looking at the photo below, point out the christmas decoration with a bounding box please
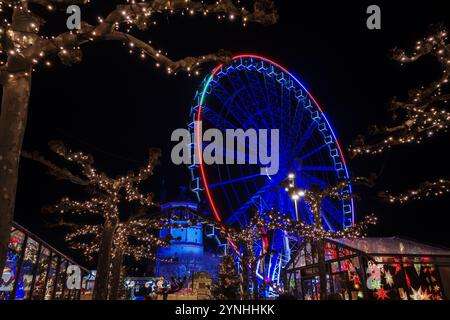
[156,276,187,301]
[410,287,432,300]
[280,178,378,240]
[212,254,241,300]
[366,260,382,290]
[350,26,450,158]
[384,270,395,287]
[24,141,161,300]
[0,0,279,276]
[374,286,391,300]
[380,179,450,204]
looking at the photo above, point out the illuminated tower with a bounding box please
[156,202,204,279]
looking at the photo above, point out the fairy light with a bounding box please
[350,26,450,158]
[281,176,377,239]
[65,215,198,261]
[381,179,450,204]
[27,141,161,261]
[0,1,277,77]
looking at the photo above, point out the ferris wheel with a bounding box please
[188,55,354,289]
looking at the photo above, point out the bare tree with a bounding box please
[348,26,450,207]
[379,179,450,204]
[64,213,181,300]
[0,0,278,275]
[23,141,160,299]
[349,26,450,158]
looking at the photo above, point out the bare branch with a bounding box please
[380,179,450,204]
[29,0,89,6]
[2,0,277,75]
[21,150,90,186]
[350,26,450,158]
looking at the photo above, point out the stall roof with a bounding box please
[332,237,450,256]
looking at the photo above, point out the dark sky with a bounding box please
[12,0,450,264]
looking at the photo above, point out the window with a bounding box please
[16,238,39,300]
[32,247,50,300]
[54,259,68,299]
[44,254,58,300]
[0,229,26,300]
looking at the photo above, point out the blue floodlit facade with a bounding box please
[156,202,220,281]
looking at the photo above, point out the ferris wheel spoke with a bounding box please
[207,173,262,189]
[246,74,279,130]
[226,181,275,226]
[289,96,307,128]
[298,143,328,161]
[321,198,344,227]
[299,200,314,224]
[280,85,295,148]
[263,73,280,116]
[228,70,273,130]
[299,166,337,172]
[210,81,257,129]
[216,167,237,217]
[242,69,276,128]
[224,163,244,206]
[200,105,236,130]
[290,120,319,160]
[299,171,326,188]
[320,210,334,231]
[264,74,293,131]
[290,99,311,143]
[203,142,259,163]
[225,71,271,130]
[199,105,261,158]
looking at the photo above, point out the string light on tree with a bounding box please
[380,179,450,204]
[349,26,450,158]
[0,1,279,277]
[23,141,161,300]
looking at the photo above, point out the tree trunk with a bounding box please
[0,71,32,275]
[248,245,259,300]
[251,260,259,300]
[93,220,117,300]
[317,239,328,300]
[241,246,250,299]
[108,246,124,300]
[312,202,328,300]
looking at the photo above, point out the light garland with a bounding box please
[0,0,278,79]
[280,176,377,239]
[65,214,191,261]
[28,141,165,263]
[380,179,450,204]
[41,141,160,221]
[349,26,450,157]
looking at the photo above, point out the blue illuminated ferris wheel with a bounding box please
[188,55,354,288]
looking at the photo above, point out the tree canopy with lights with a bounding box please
[23,141,160,299]
[0,0,278,279]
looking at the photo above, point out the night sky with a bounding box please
[11,0,450,266]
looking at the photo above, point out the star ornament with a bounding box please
[410,287,432,300]
[384,270,395,287]
[374,286,391,300]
